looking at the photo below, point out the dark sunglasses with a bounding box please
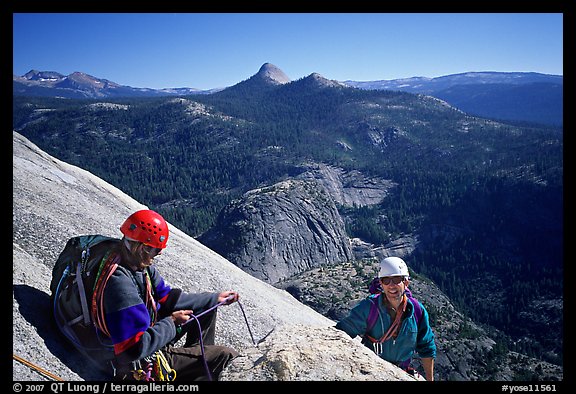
[380,276,405,286]
[142,244,162,257]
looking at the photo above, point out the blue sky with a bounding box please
[13,13,563,90]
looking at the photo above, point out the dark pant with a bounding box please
[163,309,239,381]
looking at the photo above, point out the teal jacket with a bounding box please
[335,293,436,365]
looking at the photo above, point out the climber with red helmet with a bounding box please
[98,209,239,381]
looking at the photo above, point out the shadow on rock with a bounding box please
[13,284,109,381]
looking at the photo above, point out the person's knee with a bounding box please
[227,347,239,360]
[207,345,238,366]
[218,346,239,361]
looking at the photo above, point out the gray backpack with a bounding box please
[50,235,120,360]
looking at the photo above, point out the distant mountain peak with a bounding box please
[217,63,291,94]
[66,71,121,89]
[23,70,65,82]
[13,69,209,98]
[255,63,291,85]
[303,72,346,88]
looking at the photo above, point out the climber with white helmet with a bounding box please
[335,256,436,381]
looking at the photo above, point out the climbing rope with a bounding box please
[183,296,256,380]
[236,300,256,346]
[13,353,64,381]
[14,297,255,382]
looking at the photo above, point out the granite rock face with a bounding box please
[297,163,396,208]
[220,324,420,381]
[199,179,354,284]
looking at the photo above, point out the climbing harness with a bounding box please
[153,350,177,381]
[13,353,64,381]
[130,295,254,382]
[182,295,256,381]
[132,350,176,382]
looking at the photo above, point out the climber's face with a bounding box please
[381,276,408,303]
[125,241,162,271]
[135,243,161,269]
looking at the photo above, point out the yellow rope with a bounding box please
[13,353,65,381]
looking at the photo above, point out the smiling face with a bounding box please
[380,276,409,305]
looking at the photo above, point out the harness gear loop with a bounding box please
[153,351,177,381]
[132,360,154,381]
[131,351,176,381]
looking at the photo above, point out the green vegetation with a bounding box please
[13,82,563,364]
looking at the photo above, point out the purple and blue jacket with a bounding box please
[102,264,219,366]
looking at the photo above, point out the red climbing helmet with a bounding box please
[120,209,169,249]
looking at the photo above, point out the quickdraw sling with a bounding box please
[132,350,176,382]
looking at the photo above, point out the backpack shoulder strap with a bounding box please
[366,294,381,333]
[403,287,423,327]
[407,295,423,327]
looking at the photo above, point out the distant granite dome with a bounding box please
[198,179,354,284]
[299,72,347,88]
[256,63,291,85]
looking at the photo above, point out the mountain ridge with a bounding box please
[15,66,562,95]
[344,71,563,126]
[13,64,562,125]
[13,69,212,99]
[343,71,563,91]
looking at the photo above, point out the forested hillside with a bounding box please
[13,75,563,369]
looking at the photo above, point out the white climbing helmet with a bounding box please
[379,256,409,278]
